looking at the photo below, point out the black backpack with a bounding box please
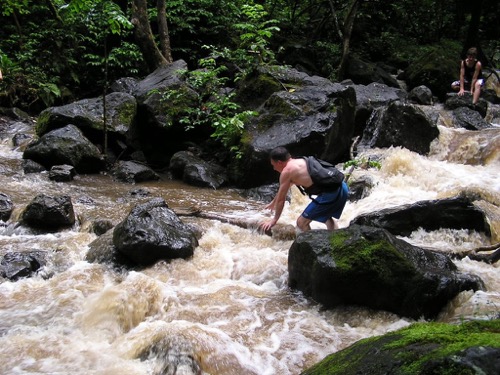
[303,156,344,192]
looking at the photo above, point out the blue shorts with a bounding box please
[301,182,349,223]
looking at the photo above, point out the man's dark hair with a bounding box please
[270,146,291,161]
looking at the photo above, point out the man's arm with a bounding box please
[260,171,292,231]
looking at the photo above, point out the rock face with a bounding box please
[112,198,198,266]
[301,319,500,375]
[288,225,484,320]
[23,124,105,173]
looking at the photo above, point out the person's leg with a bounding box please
[325,218,339,230]
[472,81,481,104]
[296,215,312,232]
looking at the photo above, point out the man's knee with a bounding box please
[296,216,311,231]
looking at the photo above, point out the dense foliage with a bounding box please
[0,0,498,115]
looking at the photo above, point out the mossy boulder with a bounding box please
[301,319,500,375]
[288,225,484,319]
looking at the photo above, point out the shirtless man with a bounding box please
[260,146,348,232]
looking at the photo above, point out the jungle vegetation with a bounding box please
[0,0,498,115]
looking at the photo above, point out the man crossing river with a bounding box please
[260,146,349,232]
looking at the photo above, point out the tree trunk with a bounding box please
[131,0,169,72]
[157,0,173,63]
[337,0,363,81]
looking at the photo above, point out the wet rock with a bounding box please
[452,106,492,130]
[169,151,228,189]
[240,183,284,203]
[49,164,76,182]
[347,175,375,201]
[359,101,440,155]
[113,198,198,266]
[90,218,114,236]
[0,193,13,221]
[21,194,75,231]
[444,93,488,117]
[350,195,491,237]
[22,159,46,174]
[288,225,485,319]
[408,85,433,105]
[23,124,106,173]
[112,160,160,183]
[0,251,47,280]
[36,92,137,138]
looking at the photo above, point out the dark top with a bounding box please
[463,60,482,83]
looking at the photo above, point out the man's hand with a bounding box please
[458,89,465,96]
[260,218,277,232]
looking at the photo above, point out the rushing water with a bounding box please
[0,117,499,375]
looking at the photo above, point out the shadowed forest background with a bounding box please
[0,0,498,116]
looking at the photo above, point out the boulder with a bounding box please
[301,320,500,375]
[0,251,47,280]
[351,195,491,237]
[22,159,46,174]
[49,164,76,182]
[35,92,138,139]
[112,160,160,184]
[113,198,198,266]
[359,101,440,155]
[288,225,484,319]
[169,151,228,189]
[408,85,433,105]
[231,70,350,188]
[350,82,407,136]
[23,124,105,173]
[21,194,75,231]
[0,193,13,221]
[444,93,488,117]
[452,107,492,130]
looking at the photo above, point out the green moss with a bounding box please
[328,231,414,284]
[385,320,500,373]
[35,110,51,135]
[302,320,500,375]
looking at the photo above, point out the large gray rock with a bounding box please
[23,124,105,173]
[113,198,198,266]
[36,92,137,138]
[288,225,484,319]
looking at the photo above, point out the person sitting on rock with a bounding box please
[451,47,483,105]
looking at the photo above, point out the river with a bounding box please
[0,117,499,374]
